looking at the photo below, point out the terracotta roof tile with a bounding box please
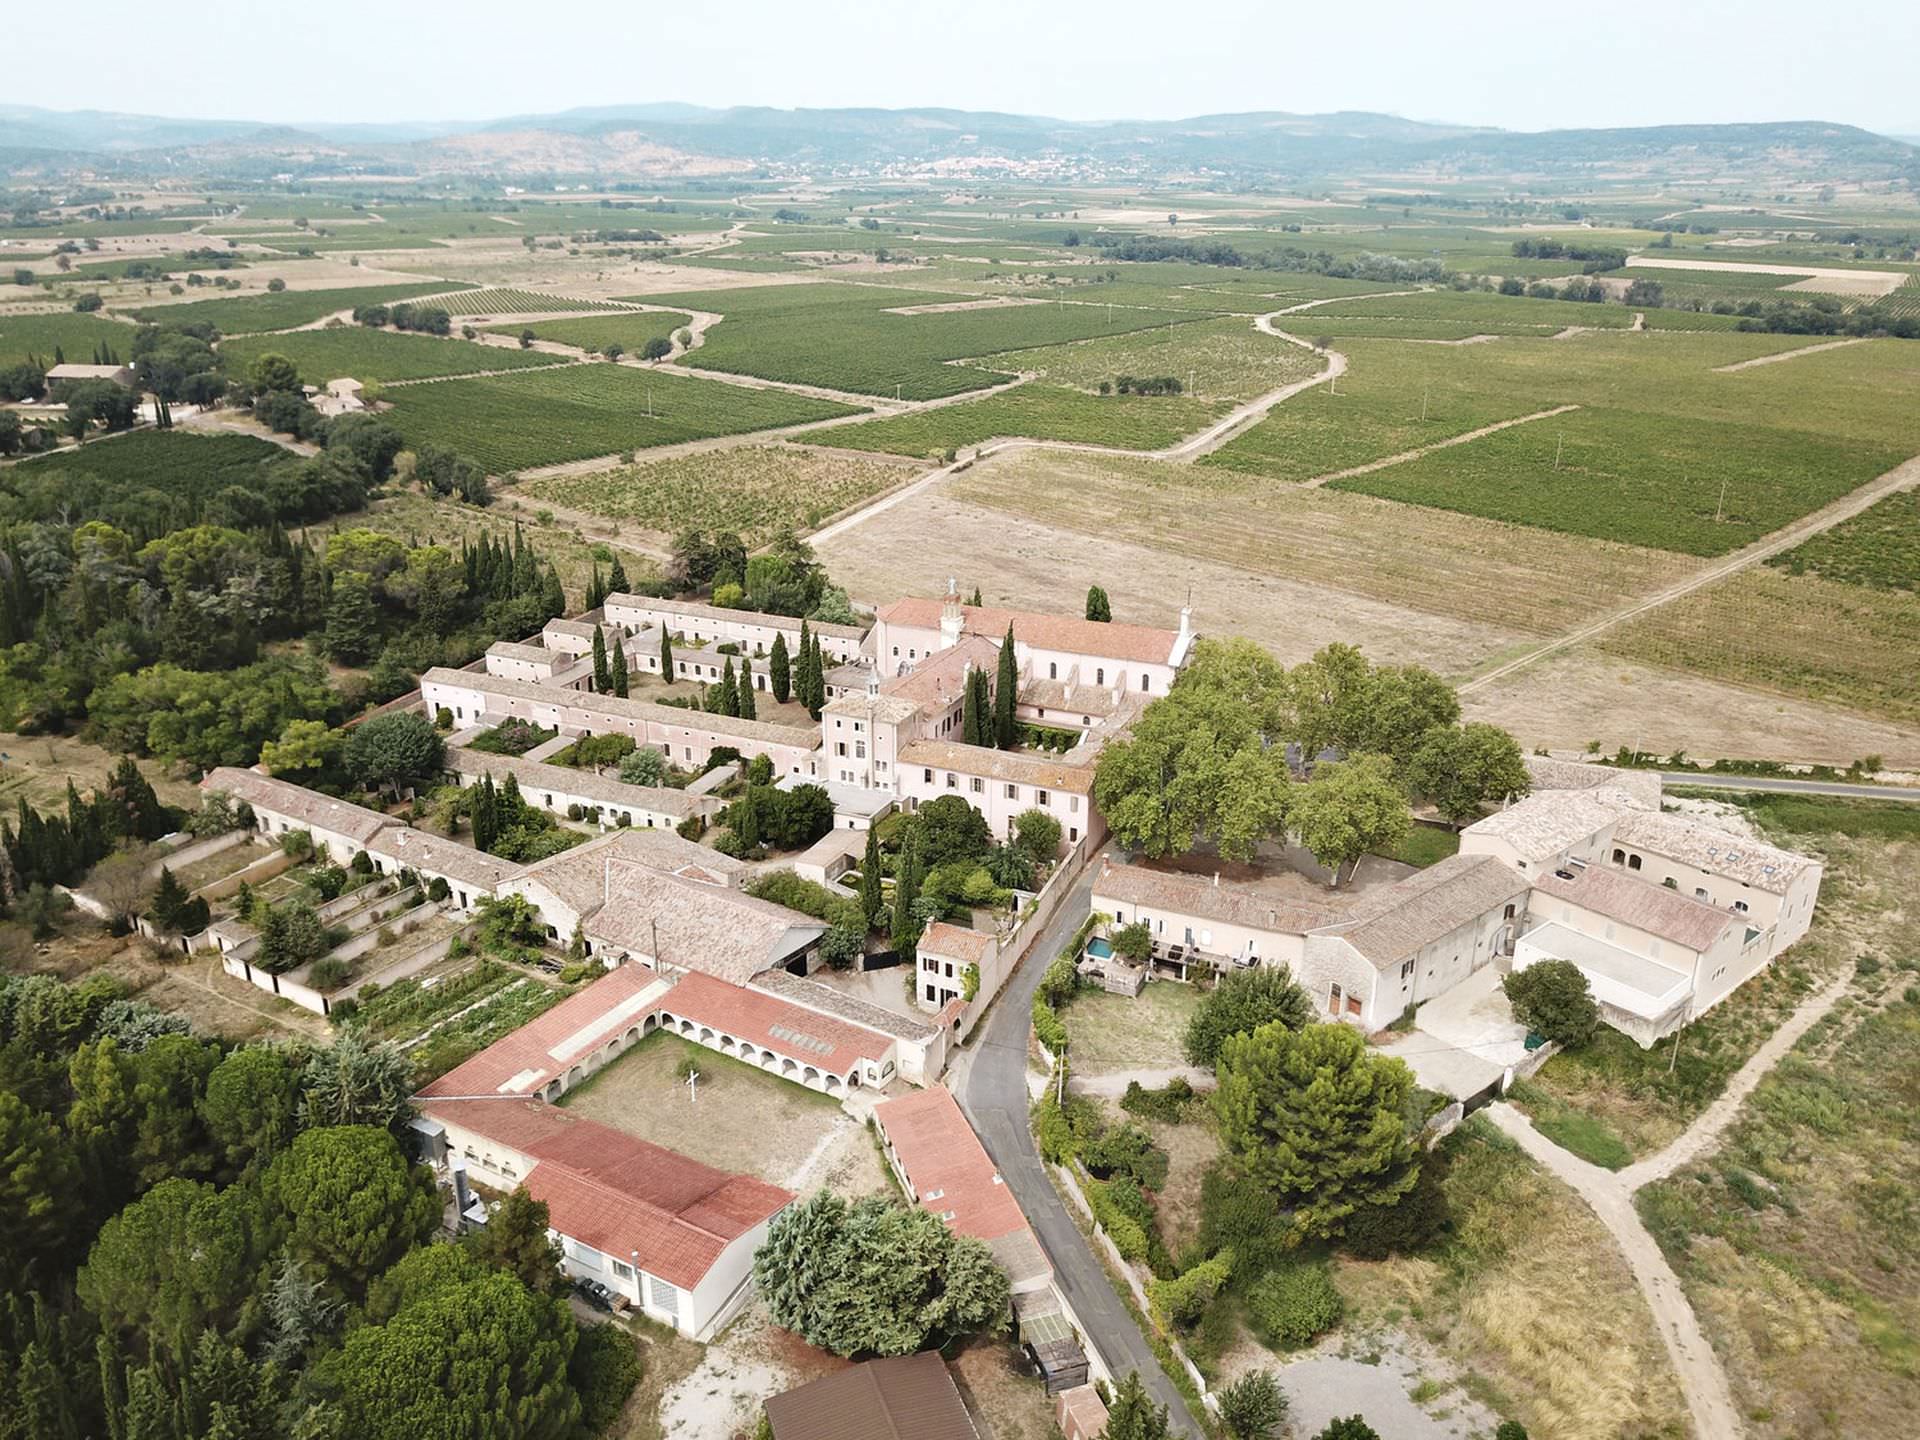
[420,667,824,749]
[202,768,399,845]
[666,970,895,1075]
[878,596,1179,666]
[918,922,996,964]
[765,1351,979,1440]
[874,1085,1031,1245]
[1532,865,1739,952]
[898,739,1096,794]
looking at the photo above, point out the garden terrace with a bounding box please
[444,747,717,829]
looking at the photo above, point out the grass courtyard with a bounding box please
[556,1029,869,1191]
[1060,981,1206,1076]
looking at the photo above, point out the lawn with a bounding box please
[0,309,142,366]
[639,281,1206,400]
[1635,991,1920,1439]
[519,445,917,543]
[220,327,563,384]
[130,281,474,334]
[1374,825,1461,869]
[820,383,1227,457]
[971,313,1325,402]
[380,364,864,472]
[483,311,692,355]
[1766,486,1920,594]
[558,1029,846,1186]
[1505,1079,1634,1168]
[1060,982,1206,1075]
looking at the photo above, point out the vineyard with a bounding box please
[486,310,693,355]
[220,327,564,385]
[1767,487,1920,593]
[975,314,1325,402]
[4,432,289,515]
[820,382,1227,457]
[0,310,141,366]
[381,363,864,472]
[430,288,624,318]
[641,280,1206,400]
[521,445,918,543]
[129,281,475,334]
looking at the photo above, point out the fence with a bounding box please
[140,828,249,883]
[222,900,454,1016]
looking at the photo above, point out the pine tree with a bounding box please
[859,826,884,931]
[1085,585,1111,622]
[737,657,757,720]
[718,658,740,717]
[609,638,629,698]
[659,628,675,685]
[591,626,611,693]
[1103,1373,1172,1440]
[968,585,982,606]
[148,867,191,932]
[994,625,1018,748]
[607,554,630,595]
[769,633,791,704]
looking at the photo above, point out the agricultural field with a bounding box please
[380,363,864,472]
[219,327,564,385]
[1600,567,1920,725]
[432,288,625,317]
[1766,486,1920,593]
[485,310,693,355]
[519,445,917,543]
[129,280,474,333]
[969,314,1324,402]
[0,309,141,365]
[822,382,1226,456]
[3,431,290,510]
[637,280,1205,399]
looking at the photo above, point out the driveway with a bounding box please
[1386,965,1531,1101]
[956,859,1204,1438]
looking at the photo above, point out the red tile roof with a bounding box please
[418,963,669,1099]
[918,922,995,964]
[663,970,894,1077]
[873,1085,1029,1244]
[424,1097,790,1289]
[877,596,1180,665]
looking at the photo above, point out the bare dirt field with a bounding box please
[0,731,203,814]
[1622,255,1908,299]
[1462,644,1920,768]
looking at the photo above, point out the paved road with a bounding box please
[955,865,1203,1438]
[1659,772,1920,803]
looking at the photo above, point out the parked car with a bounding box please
[573,1278,615,1312]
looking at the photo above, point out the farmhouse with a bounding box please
[898,739,1099,845]
[45,362,135,388]
[202,767,399,863]
[417,1095,788,1341]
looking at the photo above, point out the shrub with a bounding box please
[1032,996,1069,1055]
[1085,1178,1151,1263]
[1217,1369,1288,1439]
[1198,1163,1289,1277]
[1248,1262,1343,1348]
[1503,960,1599,1047]
[1495,1424,1529,1440]
[1012,807,1062,862]
[566,803,584,821]
[1121,1076,1195,1124]
[308,957,351,992]
[1340,1156,1449,1260]
[1083,1122,1168,1192]
[426,877,450,902]
[1184,965,1314,1066]
[1037,952,1080,1008]
[280,829,315,860]
[1111,920,1152,964]
[1148,1249,1233,1328]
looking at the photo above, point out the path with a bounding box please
[1069,1065,1213,1100]
[1619,970,1853,1187]
[1712,337,1869,372]
[956,864,1203,1438]
[1460,450,1920,697]
[1300,404,1581,488]
[1485,1102,1745,1440]
[1657,772,1920,803]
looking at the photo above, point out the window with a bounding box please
[1612,848,1625,864]
[1627,854,1642,871]
[1069,796,1079,813]
[1401,960,1414,980]
[1069,827,1078,842]
[924,984,937,1003]
[1096,667,1105,684]
[1049,662,1058,679]
[1141,674,1151,691]
[924,1188,944,1201]
[836,742,847,757]
[971,777,984,793]
[611,1258,635,1281]
[649,1276,679,1320]
[855,742,866,759]
[1328,982,1342,1014]
[1733,899,1749,914]
[1005,783,1018,800]
[946,772,957,789]
[1036,789,1049,807]
[923,768,933,783]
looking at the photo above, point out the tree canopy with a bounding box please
[1184,966,1315,1067]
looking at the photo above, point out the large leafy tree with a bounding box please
[78,1177,270,1368]
[1405,722,1531,827]
[1503,960,1600,1048]
[463,1187,565,1296]
[267,1126,438,1299]
[1184,966,1315,1067]
[325,1245,580,1440]
[345,712,444,801]
[201,1045,300,1177]
[1213,1022,1418,1242]
[1288,754,1410,886]
[754,1191,1010,1357]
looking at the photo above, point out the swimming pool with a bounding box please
[1085,936,1114,959]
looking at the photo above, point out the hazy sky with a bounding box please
[12,0,1919,135]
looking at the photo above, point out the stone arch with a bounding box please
[698,1026,716,1045]
[802,1065,821,1090]
[781,1058,799,1078]
[825,1073,845,1095]
[760,1050,778,1069]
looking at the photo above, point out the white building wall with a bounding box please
[898,762,1094,846]
[1297,936,1382,1029]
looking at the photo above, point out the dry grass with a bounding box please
[1062,982,1206,1075]
[0,731,203,814]
[558,1029,850,1187]
[611,1315,706,1440]
[1601,566,1920,727]
[949,1337,1059,1440]
[1336,1119,1689,1440]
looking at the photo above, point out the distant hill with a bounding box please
[1,102,1914,186]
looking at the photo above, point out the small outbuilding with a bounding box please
[764,1350,979,1440]
[46,362,135,389]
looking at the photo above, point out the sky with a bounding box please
[9,0,1919,136]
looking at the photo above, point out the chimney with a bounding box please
[1177,605,1193,647]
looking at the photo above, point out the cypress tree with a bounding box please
[962,668,984,746]
[795,621,814,708]
[586,564,605,610]
[890,835,924,952]
[808,633,826,717]
[607,555,630,595]
[591,626,611,693]
[148,867,190,932]
[1085,585,1111,622]
[718,658,740,717]
[659,627,675,685]
[734,791,760,848]
[860,825,884,931]
[540,566,566,620]
[969,585,982,606]
[993,625,1018,748]
[737,657,757,720]
[471,778,499,853]
[609,639,629,698]
[769,633,791,704]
